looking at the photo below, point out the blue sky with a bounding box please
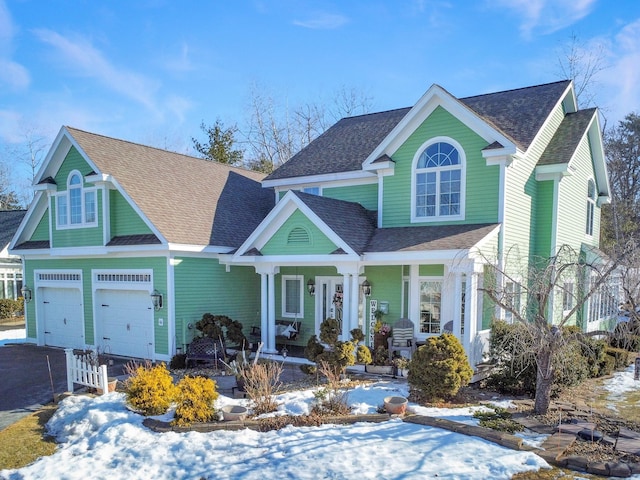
[1,0,639,169]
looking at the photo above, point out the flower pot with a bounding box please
[97,378,118,395]
[221,405,248,421]
[374,333,388,350]
[365,364,394,375]
[383,396,408,415]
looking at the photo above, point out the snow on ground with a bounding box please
[604,363,640,410]
[0,328,26,346]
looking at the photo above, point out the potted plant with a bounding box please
[373,319,391,350]
[364,345,394,375]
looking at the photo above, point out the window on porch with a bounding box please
[282,275,303,318]
[419,280,442,334]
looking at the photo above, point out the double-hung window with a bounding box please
[56,171,97,228]
[413,139,465,222]
[586,179,596,236]
[282,275,303,318]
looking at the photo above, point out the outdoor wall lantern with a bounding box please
[151,289,163,311]
[362,280,372,297]
[21,285,32,303]
[307,278,316,296]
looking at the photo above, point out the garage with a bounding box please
[95,289,154,359]
[40,287,85,349]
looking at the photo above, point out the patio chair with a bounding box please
[387,318,417,361]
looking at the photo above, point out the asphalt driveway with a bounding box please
[0,343,129,431]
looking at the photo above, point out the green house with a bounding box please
[10,80,614,367]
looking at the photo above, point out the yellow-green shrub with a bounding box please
[125,363,177,416]
[173,376,219,426]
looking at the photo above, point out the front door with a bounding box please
[315,277,344,338]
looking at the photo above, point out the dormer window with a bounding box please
[412,138,465,222]
[56,171,97,228]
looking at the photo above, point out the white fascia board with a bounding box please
[262,170,376,189]
[23,249,171,261]
[167,243,234,254]
[362,160,395,172]
[9,192,48,251]
[362,250,469,263]
[482,148,520,167]
[535,164,570,181]
[33,183,57,193]
[231,254,360,266]
[363,85,515,168]
[588,112,610,200]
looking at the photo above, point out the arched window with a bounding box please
[412,139,465,221]
[586,179,596,236]
[56,171,97,228]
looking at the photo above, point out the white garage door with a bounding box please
[95,289,154,359]
[41,287,85,349]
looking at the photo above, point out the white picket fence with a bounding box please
[65,348,110,395]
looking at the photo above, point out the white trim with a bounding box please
[550,177,559,256]
[263,170,377,189]
[410,137,466,223]
[363,84,516,169]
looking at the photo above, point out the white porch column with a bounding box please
[267,272,277,353]
[452,271,463,338]
[409,264,420,325]
[260,273,268,348]
[463,267,480,359]
[341,273,351,339]
[350,274,360,331]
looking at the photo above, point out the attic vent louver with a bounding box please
[287,227,310,245]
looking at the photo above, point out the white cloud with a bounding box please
[33,28,160,111]
[293,12,349,29]
[164,95,193,124]
[489,0,596,39]
[0,109,24,143]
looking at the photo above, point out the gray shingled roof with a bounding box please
[538,109,596,166]
[0,210,26,251]
[65,127,274,248]
[366,223,499,252]
[291,193,497,255]
[293,191,377,254]
[264,108,410,181]
[265,81,572,181]
[460,80,571,150]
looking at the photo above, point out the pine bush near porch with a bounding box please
[407,333,473,403]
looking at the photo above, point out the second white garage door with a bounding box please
[95,289,154,359]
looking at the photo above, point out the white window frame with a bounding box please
[504,279,522,323]
[562,281,575,313]
[411,137,466,223]
[586,178,596,236]
[55,170,98,229]
[282,275,304,318]
[418,277,443,334]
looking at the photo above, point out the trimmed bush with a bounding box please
[169,353,187,370]
[606,347,631,370]
[173,375,218,426]
[0,298,22,319]
[356,344,372,365]
[125,362,177,416]
[486,320,536,395]
[408,333,473,402]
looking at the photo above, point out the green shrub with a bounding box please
[473,406,524,434]
[169,353,187,370]
[408,333,473,402]
[610,320,640,352]
[195,313,248,349]
[305,335,325,362]
[0,298,22,319]
[356,344,372,365]
[606,347,631,370]
[580,338,609,378]
[125,362,177,416]
[486,321,536,395]
[173,375,218,426]
[319,318,340,345]
[552,341,589,394]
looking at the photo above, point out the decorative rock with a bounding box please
[606,462,632,478]
[587,461,609,476]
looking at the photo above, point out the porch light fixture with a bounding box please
[362,280,372,297]
[151,289,163,311]
[21,285,32,303]
[307,278,316,296]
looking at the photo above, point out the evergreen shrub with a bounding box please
[408,333,473,402]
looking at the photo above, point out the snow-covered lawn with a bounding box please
[0,327,635,480]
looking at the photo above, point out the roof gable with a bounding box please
[41,127,272,248]
[0,210,27,255]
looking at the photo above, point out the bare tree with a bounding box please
[480,244,627,414]
[555,32,608,109]
[0,161,21,210]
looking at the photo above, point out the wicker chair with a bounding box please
[387,318,417,361]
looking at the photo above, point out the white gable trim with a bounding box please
[262,169,376,189]
[9,192,48,251]
[363,84,516,170]
[232,191,357,260]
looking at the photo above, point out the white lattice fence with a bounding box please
[65,348,110,395]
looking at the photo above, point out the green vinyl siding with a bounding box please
[419,265,444,276]
[30,211,50,241]
[23,256,168,354]
[54,147,94,187]
[51,194,104,247]
[534,181,554,258]
[261,210,338,255]
[363,265,403,334]
[382,106,499,227]
[556,137,600,250]
[110,190,153,237]
[174,257,260,349]
[323,183,378,211]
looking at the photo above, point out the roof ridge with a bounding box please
[65,126,263,177]
[460,79,571,101]
[340,106,411,121]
